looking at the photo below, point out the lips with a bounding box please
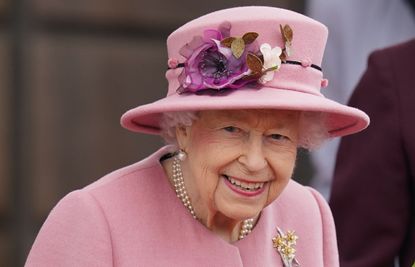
[223,174,267,196]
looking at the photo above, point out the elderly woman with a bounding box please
[25,6,369,267]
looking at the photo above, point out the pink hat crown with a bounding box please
[165,6,328,97]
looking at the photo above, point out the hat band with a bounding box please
[283,60,322,71]
[169,60,322,72]
[166,63,324,97]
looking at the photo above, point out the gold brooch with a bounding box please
[272,227,300,267]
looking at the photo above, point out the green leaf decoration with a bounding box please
[280,24,293,43]
[280,24,293,60]
[231,38,245,59]
[246,52,263,74]
[242,32,259,44]
[220,37,235,48]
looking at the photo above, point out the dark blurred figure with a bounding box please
[306,0,415,199]
[330,39,415,267]
[408,0,415,11]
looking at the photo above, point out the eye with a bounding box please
[223,126,240,133]
[269,133,289,141]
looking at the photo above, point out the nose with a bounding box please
[238,135,267,172]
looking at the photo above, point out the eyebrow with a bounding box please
[215,113,295,130]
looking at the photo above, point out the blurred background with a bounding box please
[1,0,414,266]
[0,0,305,266]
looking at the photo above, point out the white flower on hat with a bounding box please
[259,43,282,84]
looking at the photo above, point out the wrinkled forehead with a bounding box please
[197,109,300,129]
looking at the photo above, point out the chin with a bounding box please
[215,201,265,221]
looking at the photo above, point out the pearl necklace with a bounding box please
[172,157,254,240]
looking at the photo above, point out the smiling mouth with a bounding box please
[223,175,265,192]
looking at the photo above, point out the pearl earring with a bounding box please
[177,149,187,161]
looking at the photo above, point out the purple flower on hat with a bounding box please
[174,23,296,94]
[177,23,257,93]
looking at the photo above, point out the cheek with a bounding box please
[187,136,226,201]
[266,152,297,205]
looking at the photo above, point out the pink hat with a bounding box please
[121,6,369,137]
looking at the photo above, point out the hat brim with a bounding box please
[121,87,369,138]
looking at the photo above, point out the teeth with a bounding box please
[225,176,264,191]
[231,178,241,186]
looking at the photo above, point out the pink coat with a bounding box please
[26,146,339,266]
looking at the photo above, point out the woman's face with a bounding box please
[176,109,299,222]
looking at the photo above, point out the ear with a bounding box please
[175,125,191,151]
